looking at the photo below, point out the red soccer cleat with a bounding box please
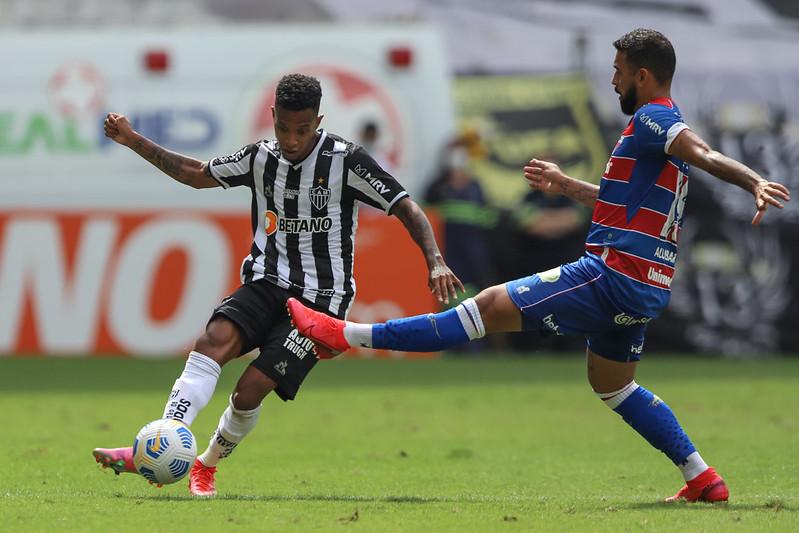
[286,297,350,359]
[665,467,729,503]
[188,458,217,497]
[93,446,137,475]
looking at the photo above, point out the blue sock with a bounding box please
[613,386,696,465]
[371,298,485,351]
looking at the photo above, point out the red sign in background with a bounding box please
[0,210,440,358]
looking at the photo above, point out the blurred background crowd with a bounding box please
[2,0,798,358]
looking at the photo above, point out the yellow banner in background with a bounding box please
[454,75,608,208]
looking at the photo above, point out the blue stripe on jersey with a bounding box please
[586,229,677,267]
[601,179,682,218]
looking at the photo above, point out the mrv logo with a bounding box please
[638,113,665,136]
[353,164,390,195]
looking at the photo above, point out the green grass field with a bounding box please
[1,355,797,532]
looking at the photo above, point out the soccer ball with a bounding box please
[132,418,197,485]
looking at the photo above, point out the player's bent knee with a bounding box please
[474,285,522,333]
[232,370,277,410]
[194,317,243,364]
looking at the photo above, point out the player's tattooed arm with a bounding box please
[391,197,466,304]
[523,159,598,208]
[103,112,219,189]
[669,129,791,224]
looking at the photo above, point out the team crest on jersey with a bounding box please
[309,185,331,210]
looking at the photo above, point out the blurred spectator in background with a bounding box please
[359,120,393,174]
[503,154,590,352]
[424,132,498,351]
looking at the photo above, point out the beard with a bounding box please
[618,85,637,116]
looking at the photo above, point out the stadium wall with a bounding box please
[0,26,453,358]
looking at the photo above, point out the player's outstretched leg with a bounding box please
[596,378,728,503]
[287,297,486,358]
[92,447,136,475]
[189,394,262,497]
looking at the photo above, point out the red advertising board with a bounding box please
[0,209,440,358]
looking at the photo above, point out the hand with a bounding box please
[428,258,465,305]
[523,159,565,194]
[103,112,136,147]
[751,179,791,225]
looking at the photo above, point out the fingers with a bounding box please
[752,208,764,225]
[768,181,791,200]
[430,279,447,304]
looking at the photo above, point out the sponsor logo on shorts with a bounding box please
[273,360,288,375]
[542,314,563,335]
[614,313,652,326]
[630,343,644,355]
[515,285,530,294]
[538,266,561,283]
[283,328,314,360]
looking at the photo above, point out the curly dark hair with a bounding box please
[613,28,676,84]
[275,74,322,113]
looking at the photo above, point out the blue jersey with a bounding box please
[585,97,690,317]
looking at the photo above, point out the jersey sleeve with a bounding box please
[207,143,257,188]
[633,105,689,155]
[344,147,408,213]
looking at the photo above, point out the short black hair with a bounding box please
[613,28,676,84]
[275,74,322,113]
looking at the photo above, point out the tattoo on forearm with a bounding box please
[560,179,598,208]
[131,138,191,182]
[397,204,440,263]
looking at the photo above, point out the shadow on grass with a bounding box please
[118,493,465,504]
[618,501,796,512]
[3,356,798,393]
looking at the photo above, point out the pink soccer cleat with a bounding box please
[286,297,350,359]
[665,467,729,503]
[188,458,217,497]
[92,446,137,475]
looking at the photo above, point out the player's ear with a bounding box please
[315,114,324,128]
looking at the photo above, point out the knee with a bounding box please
[231,390,266,411]
[194,318,243,365]
[473,285,520,333]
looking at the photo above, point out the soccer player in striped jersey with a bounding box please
[92,74,464,496]
[288,29,791,503]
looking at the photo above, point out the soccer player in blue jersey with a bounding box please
[288,29,791,503]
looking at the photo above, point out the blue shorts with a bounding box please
[505,254,654,362]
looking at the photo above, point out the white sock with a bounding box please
[162,351,221,426]
[455,298,486,340]
[595,381,639,409]
[198,396,262,467]
[679,451,709,481]
[343,322,373,348]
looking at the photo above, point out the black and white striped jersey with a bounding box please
[207,129,408,318]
